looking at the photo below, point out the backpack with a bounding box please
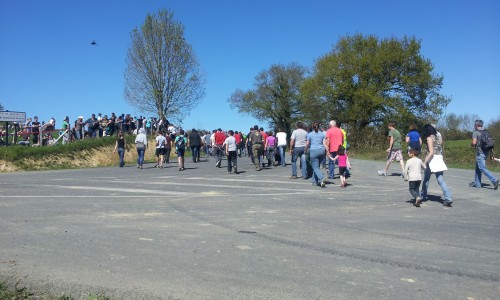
[480,130,495,151]
[176,136,186,150]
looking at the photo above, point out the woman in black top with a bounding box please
[113,132,127,167]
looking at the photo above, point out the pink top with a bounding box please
[266,136,276,147]
[337,154,348,167]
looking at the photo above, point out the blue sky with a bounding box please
[1,0,499,132]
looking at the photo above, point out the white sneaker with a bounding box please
[377,170,387,176]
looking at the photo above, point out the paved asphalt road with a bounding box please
[0,155,499,299]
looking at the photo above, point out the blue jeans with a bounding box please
[421,167,452,202]
[291,146,307,178]
[328,151,338,178]
[191,145,200,162]
[310,148,326,184]
[475,152,498,186]
[118,148,125,167]
[136,148,145,166]
[214,145,223,164]
[266,146,275,166]
[278,145,286,166]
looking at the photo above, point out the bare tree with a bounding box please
[125,9,205,123]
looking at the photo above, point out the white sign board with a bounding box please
[0,111,26,123]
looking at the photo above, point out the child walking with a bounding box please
[329,146,351,187]
[404,148,426,207]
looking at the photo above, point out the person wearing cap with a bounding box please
[75,116,84,140]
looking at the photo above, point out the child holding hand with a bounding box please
[329,146,351,187]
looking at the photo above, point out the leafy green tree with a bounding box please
[301,34,450,140]
[228,63,306,135]
[125,9,205,123]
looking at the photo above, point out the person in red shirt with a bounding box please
[325,120,344,179]
[234,131,242,157]
[214,128,226,167]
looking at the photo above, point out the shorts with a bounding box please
[339,166,347,176]
[155,148,165,156]
[387,149,403,162]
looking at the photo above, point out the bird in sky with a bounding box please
[90,40,97,46]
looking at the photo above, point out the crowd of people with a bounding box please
[2,113,498,206]
[378,120,498,208]
[4,113,176,146]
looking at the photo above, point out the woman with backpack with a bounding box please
[470,119,498,190]
[175,129,187,171]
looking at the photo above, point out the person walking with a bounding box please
[114,132,127,167]
[325,120,344,179]
[406,124,422,154]
[155,131,166,168]
[378,122,405,177]
[289,121,308,179]
[175,129,187,171]
[214,128,225,168]
[329,146,351,188]
[469,119,498,190]
[404,148,426,207]
[224,130,238,174]
[306,122,327,187]
[420,124,453,206]
[276,128,287,167]
[135,128,148,169]
[188,129,202,163]
[248,125,264,171]
[265,131,277,167]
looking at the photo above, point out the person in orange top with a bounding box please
[324,120,344,179]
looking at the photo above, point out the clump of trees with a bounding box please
[229,34,451,144]
[440,113,500,142]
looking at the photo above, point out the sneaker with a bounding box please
[443,201,453,207]
[289,175,298,179]
[494,180,499,190]
[233,166,238,174]
[377,170,387,176]
[469,182,480,188]
[415,196,422,207]
[320,178,326,188]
